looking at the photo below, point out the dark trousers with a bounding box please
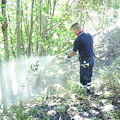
[79,57,94,85]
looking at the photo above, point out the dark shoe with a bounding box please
[87,88,95,94]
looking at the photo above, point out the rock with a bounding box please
[73,115,81,120]
[90,109,99,115]
[100,104,114,112]
[112,99,120,109]
[47,110,56,116]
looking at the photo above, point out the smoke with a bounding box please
[0,56,56,108]
[0,54,80,109]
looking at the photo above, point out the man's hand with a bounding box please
[64,51,76,62]
[64,54,71,62]
[69,51,76,58]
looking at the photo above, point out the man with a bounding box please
[65,23,95,93]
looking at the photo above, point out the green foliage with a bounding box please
[109,109,120,119]
[0,1,120,119]
[54,105,66,114]
[28,107,49,120]
[0,16,5,22]
[0,4,6,7]
[2,105,29,120]
[63,80,87,98]
[0,104,49,120]
[106,0,120,9]
[29,60,39,73]
[91,0,120,9]
[43,2,49,12]
[0,0,120,60]
[92,0,103,6]
[100,57,120,92]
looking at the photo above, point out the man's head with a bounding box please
[71,23,81,35]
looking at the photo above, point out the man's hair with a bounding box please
[71,23,81,30]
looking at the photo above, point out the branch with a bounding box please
[86,10,104,41]
[45,0,75,32]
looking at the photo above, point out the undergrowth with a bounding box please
[100,56,120,93]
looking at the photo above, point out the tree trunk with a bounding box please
[21,3,25,57]
[8,15,16,58]
[39,0,42,36]
[0,58,8,108]
[52,0,57,16]
[28,0,34,57]
[16,0,21,58]
[1,0,9,62]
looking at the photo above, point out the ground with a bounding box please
[0,55,120,120]
[1,78,120,120]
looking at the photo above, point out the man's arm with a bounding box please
[67,38,79,58]
[68,39,79,58]
[68,51,76,58]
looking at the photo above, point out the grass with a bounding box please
[100,56,120,93]
[0,70,120,119]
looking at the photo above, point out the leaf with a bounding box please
[1,4,6,7]
[0,16,5,22]
[43,2,49,12]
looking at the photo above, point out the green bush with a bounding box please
[100,57,120,92]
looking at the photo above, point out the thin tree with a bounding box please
[16,0,21,58]
[1,0,9,62]
[28,0,35,57]
[0,58,8,108]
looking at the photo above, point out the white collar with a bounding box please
[78,32,84,36]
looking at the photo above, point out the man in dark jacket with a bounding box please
[65,23,95,93]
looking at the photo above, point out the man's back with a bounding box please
[73,32,94,58]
